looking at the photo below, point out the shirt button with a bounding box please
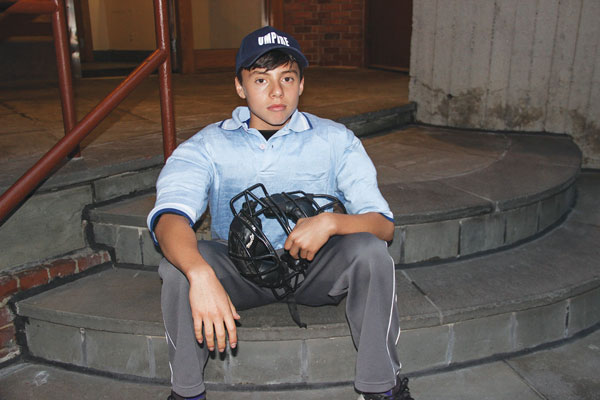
[259,143,266,150]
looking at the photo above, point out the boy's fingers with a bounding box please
[214,322,227,352]
[225,316,238,349]
[283,236,292,251]
[229,301,241,320]
[194,318,204,343]
[285,241,300,259]
[203,322,215,351]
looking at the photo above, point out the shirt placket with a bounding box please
[258,137,276,181]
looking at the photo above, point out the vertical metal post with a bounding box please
[65,0,82,79]
[154,0,176,160]
[52,0,80,157]
[0,0,179,221]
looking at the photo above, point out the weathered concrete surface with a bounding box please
[0,68,409,186]
[569,173,600,226]
[3,330,600,399]
[89,127,581,266]
[410,0,600,168]
[411,362,543,400]
[9,170,600,385]
[0,362,358,400]
[404,219,600,324]
[0,186,92,270]
[15,172,600,382]
[507,329,600,400]
[93,167,161,202]
[0,363,172,400]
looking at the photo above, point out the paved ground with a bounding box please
[0,328,598,399]
[0,67,409,159]
[0,67,409,193]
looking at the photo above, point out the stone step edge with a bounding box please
[17,318,600,396]
[16,267,599,341]
[0,249,112,362]
[339,104,416,137]
[90,182,576,267]
[19,285,600,384]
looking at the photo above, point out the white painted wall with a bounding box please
[410,0,600,168]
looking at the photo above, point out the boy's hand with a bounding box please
[283,212,395,260]
[188,267,241,352]
[155,214,245,353]
[284,213,335,261]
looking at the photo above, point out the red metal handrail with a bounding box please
[4,0,78,156]
[0,0,176,221]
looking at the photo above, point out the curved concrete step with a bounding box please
[89,127,581,266]
[4,328,600,400]
[16,173,600,388]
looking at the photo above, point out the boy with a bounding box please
[148,26,413,400]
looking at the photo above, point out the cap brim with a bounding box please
[239,46,309,73]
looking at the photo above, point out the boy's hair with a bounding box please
[237,50,304,83]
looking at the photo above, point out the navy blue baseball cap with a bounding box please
[235,26,308,75]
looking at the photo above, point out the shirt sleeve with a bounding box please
[334,129,394,221]
[146,135,214,243]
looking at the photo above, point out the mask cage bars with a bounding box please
[228,183,346,299]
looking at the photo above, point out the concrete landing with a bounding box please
[15,172,600,388]
[0,68,410,193]
[89,126,581,266]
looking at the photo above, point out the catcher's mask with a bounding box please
[228,183,346,301]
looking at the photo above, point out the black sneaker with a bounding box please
[358,375,414,400]
[167,391,206,400]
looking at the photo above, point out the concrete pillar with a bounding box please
[410,0,600,168]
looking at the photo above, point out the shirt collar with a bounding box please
[220,106,312,134]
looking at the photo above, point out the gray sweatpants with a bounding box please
[158,232,401,397]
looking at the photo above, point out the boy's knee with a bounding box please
[342,232,389,263]
[351,233,394,279]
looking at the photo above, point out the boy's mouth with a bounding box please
[268,104,286,112]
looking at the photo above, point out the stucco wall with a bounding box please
[409,0,600,168]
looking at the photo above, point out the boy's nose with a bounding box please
[270,82,283,97]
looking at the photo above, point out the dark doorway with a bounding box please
[365,0,412,72]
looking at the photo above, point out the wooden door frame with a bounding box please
[174,0,194,73]
[364,0,412,72]
[73,0,94,62]
[176,0,283,73]
[71,0,280,73]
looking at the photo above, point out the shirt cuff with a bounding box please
[380,212,394,223]
[147,204,197,245]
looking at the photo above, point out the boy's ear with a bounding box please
[298,77,304,96]
[234,77,247,99]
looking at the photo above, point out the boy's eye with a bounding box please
[283,76,294,82]
[255,78,266,84]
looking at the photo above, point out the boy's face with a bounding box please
[235,62,304,131]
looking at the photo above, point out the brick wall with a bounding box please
[0,250,111,362]
[283,0,365,67]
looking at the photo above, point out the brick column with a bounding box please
[283,0,365,67]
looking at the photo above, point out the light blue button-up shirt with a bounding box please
[147,106,393,249]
